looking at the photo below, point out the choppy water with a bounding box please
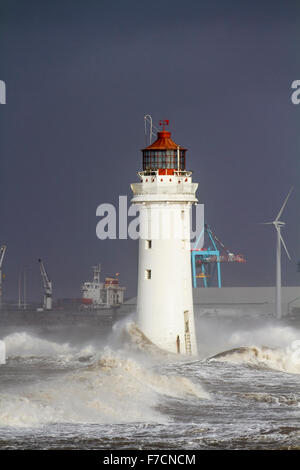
[0,311,300,450]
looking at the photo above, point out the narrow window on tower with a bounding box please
[145,240,152,249]
[145,269,151,280]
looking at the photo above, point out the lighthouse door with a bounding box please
[184,310,192,355]
[176,335,180,354]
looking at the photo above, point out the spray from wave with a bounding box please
[2,331,97,366]
[4,331,75,357]
[0,321,208,427]
[194,314,300,374]
[208,344,300,375]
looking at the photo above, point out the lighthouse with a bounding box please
[131,120,198,355]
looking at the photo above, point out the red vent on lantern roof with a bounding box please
[142,120,187,151]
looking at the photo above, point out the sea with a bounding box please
[0,308,299,451]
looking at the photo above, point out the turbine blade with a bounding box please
[259,222,273,225]
[275,225,291,260]
[275,186,294,222]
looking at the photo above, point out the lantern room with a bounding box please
[142,120,187,173]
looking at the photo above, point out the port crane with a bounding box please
[0,245,6,309]
[38,258,52,310]
[191,224,246,288]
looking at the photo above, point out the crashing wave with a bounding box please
[208,345,300,374]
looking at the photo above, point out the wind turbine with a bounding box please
[262,186,293,319]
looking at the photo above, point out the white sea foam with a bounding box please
[228,325,300,350]
[214,324,300,374]
[0,346,208,427]
[3,332,74,357]
[210,344,300,374]
[241,392,300,406]
[2,331,97,365]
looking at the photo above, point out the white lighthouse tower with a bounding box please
[131,120,198,355]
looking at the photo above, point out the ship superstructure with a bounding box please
[81,264,125,309]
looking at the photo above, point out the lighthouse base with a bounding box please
[136,316,198,356]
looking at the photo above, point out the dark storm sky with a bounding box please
[0,0,299,302]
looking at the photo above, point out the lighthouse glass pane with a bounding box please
[143,150,186,170]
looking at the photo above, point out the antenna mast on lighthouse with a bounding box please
[144,114,159,146]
